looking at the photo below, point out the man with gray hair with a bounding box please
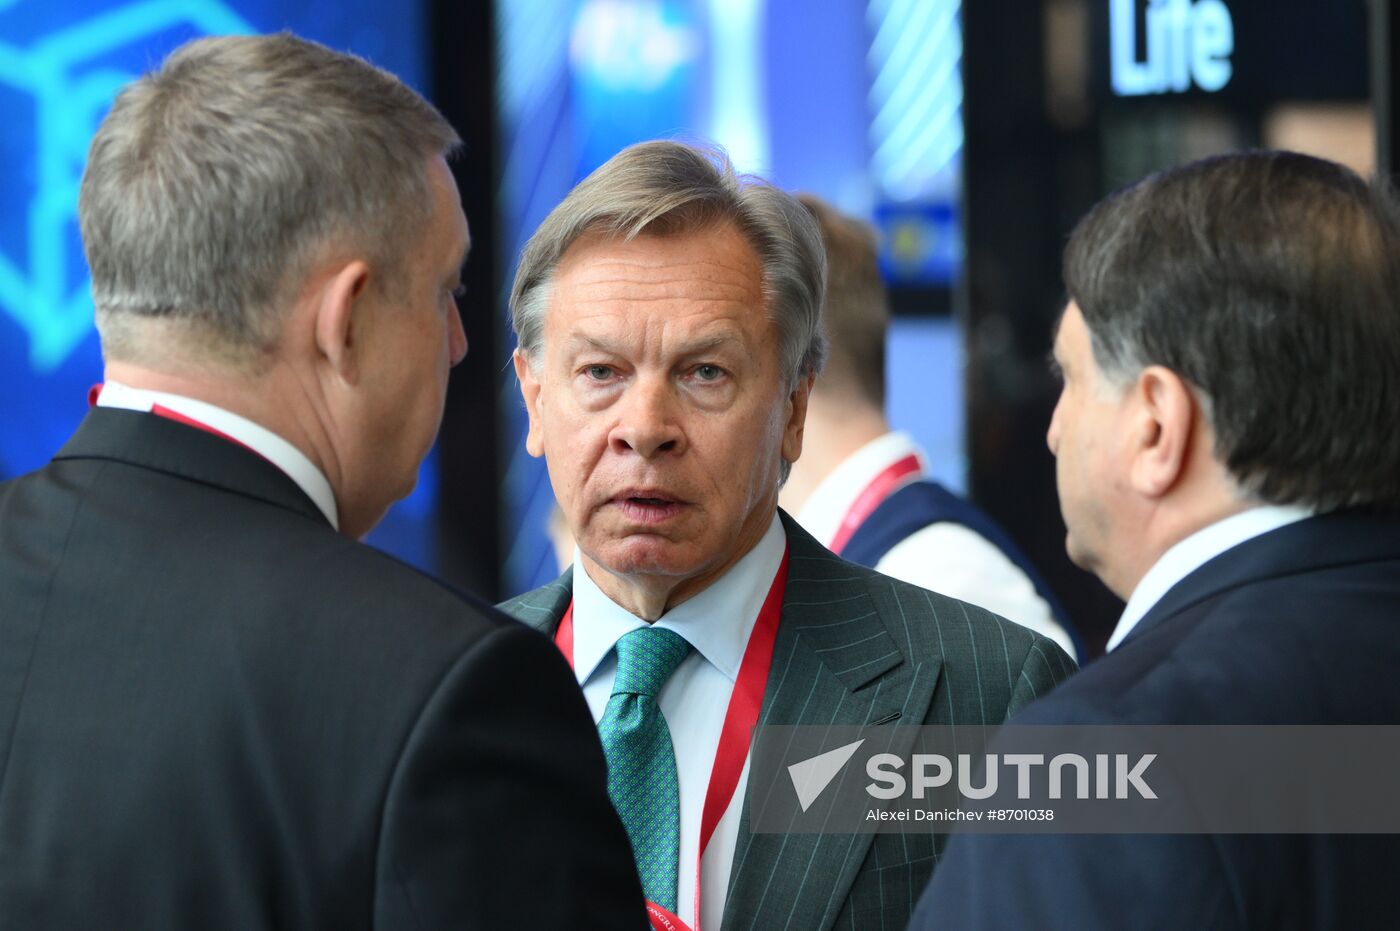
[0,33,644,928]
[912,151,1400,928]
[499,140,1072,929]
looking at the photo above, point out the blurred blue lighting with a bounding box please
[0,0,253,373]
[1,0,434,570]
[705,0,768,174]
[570,0,699,92]
[868,0,962,203]
[1110,0,1234,97]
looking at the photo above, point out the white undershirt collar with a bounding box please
[96,381,339,530]
[570,511,786,685]
[795,431,927,548]
[1108,504,1315,651]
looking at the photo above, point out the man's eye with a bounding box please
[694,364,724,381]
[585,365,614,380]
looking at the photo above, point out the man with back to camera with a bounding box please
[780,194,1081,660]
[909,151,1400,929]
[498,139,1075,930]
[0,33,645,929]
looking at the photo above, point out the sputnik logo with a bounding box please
[788,739,865,812]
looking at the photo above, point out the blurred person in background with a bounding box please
[781,194,1079,660]
[0,32,643,929]
[912,151,1400,930]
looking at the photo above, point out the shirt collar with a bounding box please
[1108,504,1315,651]
[95,381,339,530]
[795,431,927,548]
[570,511,787,686]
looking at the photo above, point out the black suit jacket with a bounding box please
[911,510,1400,930]
[0,409,645,930]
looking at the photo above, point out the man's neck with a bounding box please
[1106,498,1315,652]
[104,359,336,488]
[1109,492,1256,601]
[780,396,889,515]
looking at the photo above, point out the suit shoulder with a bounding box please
[112,484,524,672]
[296,530,513,640]
[1040,566,1400,724]
[857,560,1072,672]
[787,554,1071,727]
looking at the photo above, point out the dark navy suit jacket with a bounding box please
[910,510,1400,930]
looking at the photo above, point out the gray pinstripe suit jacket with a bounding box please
[499,510,1075,930]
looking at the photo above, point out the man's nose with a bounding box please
[1046,395,1063,455]
[448,304,468,367]
[610,376,684,459]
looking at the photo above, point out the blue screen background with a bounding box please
[0,0,434,566]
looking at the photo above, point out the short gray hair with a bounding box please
[79,32,460,364]
[509,140,827,387]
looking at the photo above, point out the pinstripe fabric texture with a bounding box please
[500,510,1076,931]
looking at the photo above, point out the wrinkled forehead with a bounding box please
[543,224,772,347]
[555,222,764,286]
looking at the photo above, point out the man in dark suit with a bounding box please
[500,140,1074,930]
[0,33,643,929]
[912,151,1400,929]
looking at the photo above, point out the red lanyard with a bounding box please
[149,403,260,457]
[89,384,262,459]
[555,545,790,931]
[827,453,922,555]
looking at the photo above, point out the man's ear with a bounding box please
[513,348,546,458]
[314,260,372,383]
[781,372,816,464]
[1128,365,1197,499]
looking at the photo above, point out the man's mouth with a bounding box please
[611,490,687,524]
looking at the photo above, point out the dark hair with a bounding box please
[797,194,888,408]
[1064,150,1400,511]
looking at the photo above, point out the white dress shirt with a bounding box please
[1107,504,1315,651]
[794,432,1076,659]
[570,512,785,929]
[95,381,339,529]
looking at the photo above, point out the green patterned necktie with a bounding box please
[598,625,693,911]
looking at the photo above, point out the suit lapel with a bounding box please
[498,568,573,636]
[721,514,941,931]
